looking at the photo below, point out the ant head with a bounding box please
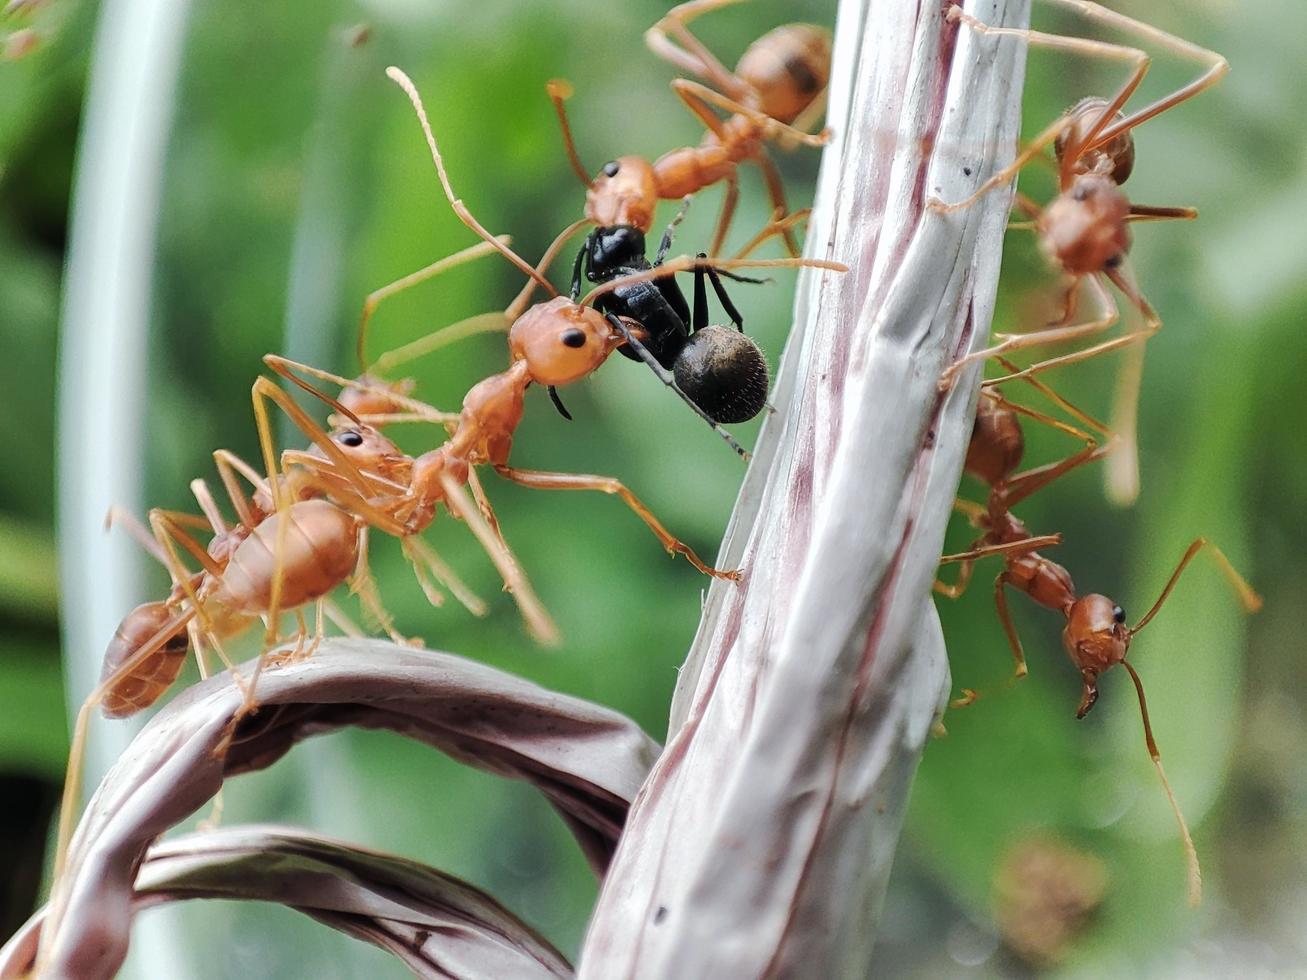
[314,425,409,480]
[1039,174,1131,276]
[1055,97,1135,185]
[736,24,832,125]
[586,225,647,277]
[672,326,770,423]
[1062,593,1131,714]
[965,392,1024,487]
[509,296,619,386]
[585,156,657,232]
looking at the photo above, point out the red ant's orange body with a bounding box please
[933,1,1229,504]
[549,0,831,256]
[939,371,1261,906]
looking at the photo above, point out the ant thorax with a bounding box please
[585,226,648,280]
[1037,174,1131,276]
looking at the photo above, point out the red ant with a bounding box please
[548,0,830,258]
[937,364,1261,906]
[932,0,1228,505]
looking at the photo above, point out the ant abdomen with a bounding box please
[673,326,769,424]
[101,601,190,718]
[1055,97,1135,185]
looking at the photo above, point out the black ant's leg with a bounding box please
[570,234,593,302]
[696,252,757,331]
[655,196,694,266]
[605,312,747,458]
[548,386,573,421]
[693,256,710,332]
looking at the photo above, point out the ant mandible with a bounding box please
[547,0,829,261]
[937,365,1261,907]
[932,0,1228,504]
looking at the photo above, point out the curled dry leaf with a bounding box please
[18,642,658,980]
[1,825,572,979]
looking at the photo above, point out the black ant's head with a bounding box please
[672,326,770,424]
[585,155,657,232]
[585,225,647,280]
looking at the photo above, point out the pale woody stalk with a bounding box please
[579,1,1030,975]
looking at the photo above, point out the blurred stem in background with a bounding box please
[54,0,193,976]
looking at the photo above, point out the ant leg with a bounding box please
[604,312,749,458]
[323,599,363,637]
[104,505,170,569]
[786,88,830,144]
[438,472,559,646]
[188,478,230,539]
[1119,660,1203,907]
[494,463,741,582]
[933,558,976,600]
[754,150,802,256]
[545,80,591,186]
[402,536,486,618]
[1127,204,1198,222]
[356,239,506,370]
[733,208,811,260]
[655,196,695,265]
[1100,262,1161,506]
[1039,0,1229,150]
[466,466,507,548]
[1129,538,1263,636]
[709,173,740,257]
[943,276,1119,388]
[928,112,1070,213]
[671,79,829,148]
[50,604,197,893]
[645,0,753,102]
[700,257,761,330]
[578,253,845,307]
[347,525,410,644]
[386,67,559,296]
[365,311,513,377]
[213,450,267,529]
[939,534,1062,566]
[993,571,1029,679]
[942,7,1150,182]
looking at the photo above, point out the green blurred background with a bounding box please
[1,0,1301,975]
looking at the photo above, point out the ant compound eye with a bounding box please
[560,328,587,349]
[338,430,365,448]
[602,160,620,178]
[1112,604,1126,624]
[1104,252,1123,269]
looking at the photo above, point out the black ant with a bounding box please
[562,198,785,426]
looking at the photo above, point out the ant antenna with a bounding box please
[263,354,363,425]
[386,67,559,297]
[546,78,591,186]
[1121,660,1202,908]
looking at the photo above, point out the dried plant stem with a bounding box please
[579,1,1030,975]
